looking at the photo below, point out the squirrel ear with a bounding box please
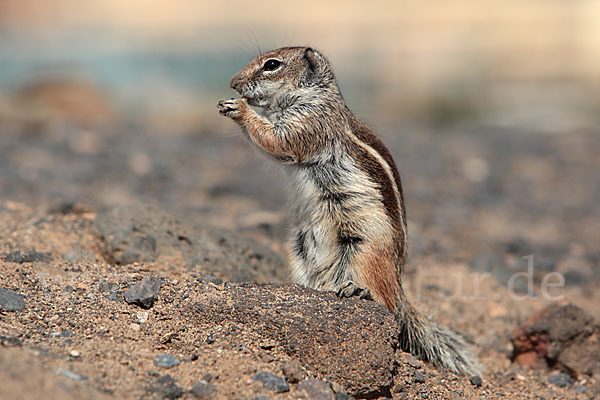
[303,47,318,73]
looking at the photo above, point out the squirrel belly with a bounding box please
[217,46,480,376]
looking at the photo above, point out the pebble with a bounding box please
[281,360,304,383]
[548,372,575,388]
[124,277,161,308]
[5,250,52,263]
[98,281,119,293]
[413,371,426,384]
[252,372,290,393]
[0,335,23,347]
[105,291,123,302]
[153,354,180,369]
[297,378,335,399]
[574,385,587,393]
[160,332,178,344]
[190,381,216,399]
[149,375,184,399]
[0,287,25,311]
[56,369,86,381]
[469,375,483,387]
[70,350,81,358]
[137,311,149,323]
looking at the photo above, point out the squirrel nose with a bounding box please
[230,73,244,93]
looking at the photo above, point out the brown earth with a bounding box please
[0,88,599,398]
[0,202,598,399]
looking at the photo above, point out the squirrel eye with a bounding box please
[262,59,282,72]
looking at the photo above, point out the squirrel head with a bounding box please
[230,46,336,108]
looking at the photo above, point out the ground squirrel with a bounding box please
[217,46,480,376]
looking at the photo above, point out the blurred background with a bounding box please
[0,1,598,280]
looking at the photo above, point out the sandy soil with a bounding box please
[0,91,599,399]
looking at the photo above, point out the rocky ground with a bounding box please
[0,89,599,399]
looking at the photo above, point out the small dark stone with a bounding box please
[206,333,216,344]
[5,250,52,263]
[413,371,426,384]
[124,277,161,308]
[149,375,184,399]
[252,371,290,393]
[0,287,25,311]
[548,372,575,388]
[287,337,298,354]
[0,335,23,347]
[153,354,180,369]
[469,375,483,387]
[190,381,216,399]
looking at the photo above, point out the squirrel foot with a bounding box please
[335,281,372,300]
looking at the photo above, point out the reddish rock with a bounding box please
[511,303,600,377]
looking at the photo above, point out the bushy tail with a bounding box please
[395,302,481,376]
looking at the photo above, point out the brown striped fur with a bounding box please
[217,46,480,376]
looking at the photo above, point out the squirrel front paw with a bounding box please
[217,98,247,119]
[335,281,373,300]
